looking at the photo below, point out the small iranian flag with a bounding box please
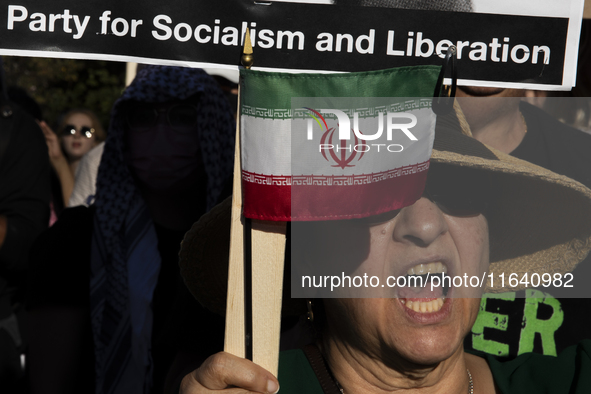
[240,66,440,221]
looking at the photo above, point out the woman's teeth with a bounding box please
[400,297,445,313]
[398,262,450,311]
[406,262,447,276]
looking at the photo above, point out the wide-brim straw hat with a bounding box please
[179,103,591,317]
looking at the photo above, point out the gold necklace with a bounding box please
[467,368,474,394]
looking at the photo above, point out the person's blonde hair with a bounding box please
[58,108,107,143]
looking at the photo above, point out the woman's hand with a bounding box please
[39,121,66,164]
[179,352,279,394]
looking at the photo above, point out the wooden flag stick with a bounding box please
[224,29,286,376]
[223,84,245,357]
[251,220,286,375]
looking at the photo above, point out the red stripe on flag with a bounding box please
[242,162,429,221]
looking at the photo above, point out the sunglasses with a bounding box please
[355,167,492,225]
[423,166,492,217]
[126,104,199,133]
[62,125,95,139]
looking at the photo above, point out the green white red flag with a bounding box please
[240,66,440,221]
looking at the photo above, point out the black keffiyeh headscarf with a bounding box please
[89,66,235,394]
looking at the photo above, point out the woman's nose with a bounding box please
[392,197,448,247]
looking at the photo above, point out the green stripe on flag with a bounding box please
[240,65,440,114]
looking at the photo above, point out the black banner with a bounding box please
[0,1,573,88]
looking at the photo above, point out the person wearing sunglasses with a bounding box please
[175,102,591,394]
[38,108,106,217]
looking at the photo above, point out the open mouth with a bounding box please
[399,262,449,314]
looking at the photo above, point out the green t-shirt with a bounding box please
[278,340,591,393]
[277,349,324,394]
[482,339,591,393]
